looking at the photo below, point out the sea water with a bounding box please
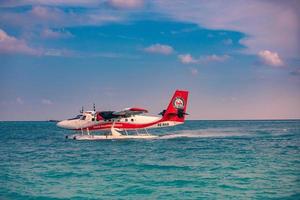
[0,120,299,199]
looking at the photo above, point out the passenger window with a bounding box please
[131,118,134,122]
[125,118,128,122]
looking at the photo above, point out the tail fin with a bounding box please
[160,90,189,122]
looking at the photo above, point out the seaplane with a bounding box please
[57,90,189,140]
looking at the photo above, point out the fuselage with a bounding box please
[57,111,182,131]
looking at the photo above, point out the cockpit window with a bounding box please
[68,115,82,120]
[81,116,86,120]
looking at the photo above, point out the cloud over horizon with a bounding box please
[178,54,197,64]
[1,1,298,60]
[258,50,284,67]
[144,44,174,55]
[178,53,229,64]
[41,28,73,39]
[0,0,145,9]
[0,5,126,31]
[154,0,300,58]
[107,0,144,9]
[41,99,53,105]
[0,28,39,55]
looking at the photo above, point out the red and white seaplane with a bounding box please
[57,90,188,140]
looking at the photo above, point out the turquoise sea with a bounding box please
[0,120,299,199]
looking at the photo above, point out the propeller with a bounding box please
[159,109,166,116]
[93,103,96,112]
[177,108,189,118]
[80,106,84,114]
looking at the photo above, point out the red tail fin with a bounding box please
[161,90,189,122]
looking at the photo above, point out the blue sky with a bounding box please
[0,0,300,120]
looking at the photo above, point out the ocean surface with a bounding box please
[0,120,299,199]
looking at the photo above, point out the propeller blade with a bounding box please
[159,110,166,116]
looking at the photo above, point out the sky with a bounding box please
[0,0,300,120]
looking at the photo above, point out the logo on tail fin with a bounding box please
[173,97,185,109]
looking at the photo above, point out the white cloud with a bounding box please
[0,28,40,55]
[178,54,197,64]
[87,13,122,24]
[0,29,11,41]
[41,28,73,39]
[0,0,144,9]
[204,54,229,62]
[0,0,101,7]
[31,5,54,18]
[29,5,66,23]
[189,67,198,76]
[107,0,144,9]
[16,97,24,105]
[178,53,229,64]
[2,0,299,60]
[44,49,75,57]
[153,0,300,57]
[258,50,284,67]
[0,29,130,57]
[41,99,53,105]
[144,44,174,55]
[0,28,76,56]
[0,5,126,30]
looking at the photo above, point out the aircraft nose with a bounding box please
[57,120,70,129]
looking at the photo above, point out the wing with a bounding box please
[112,107,148,117]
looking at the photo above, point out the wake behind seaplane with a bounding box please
[57,90,189,140]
